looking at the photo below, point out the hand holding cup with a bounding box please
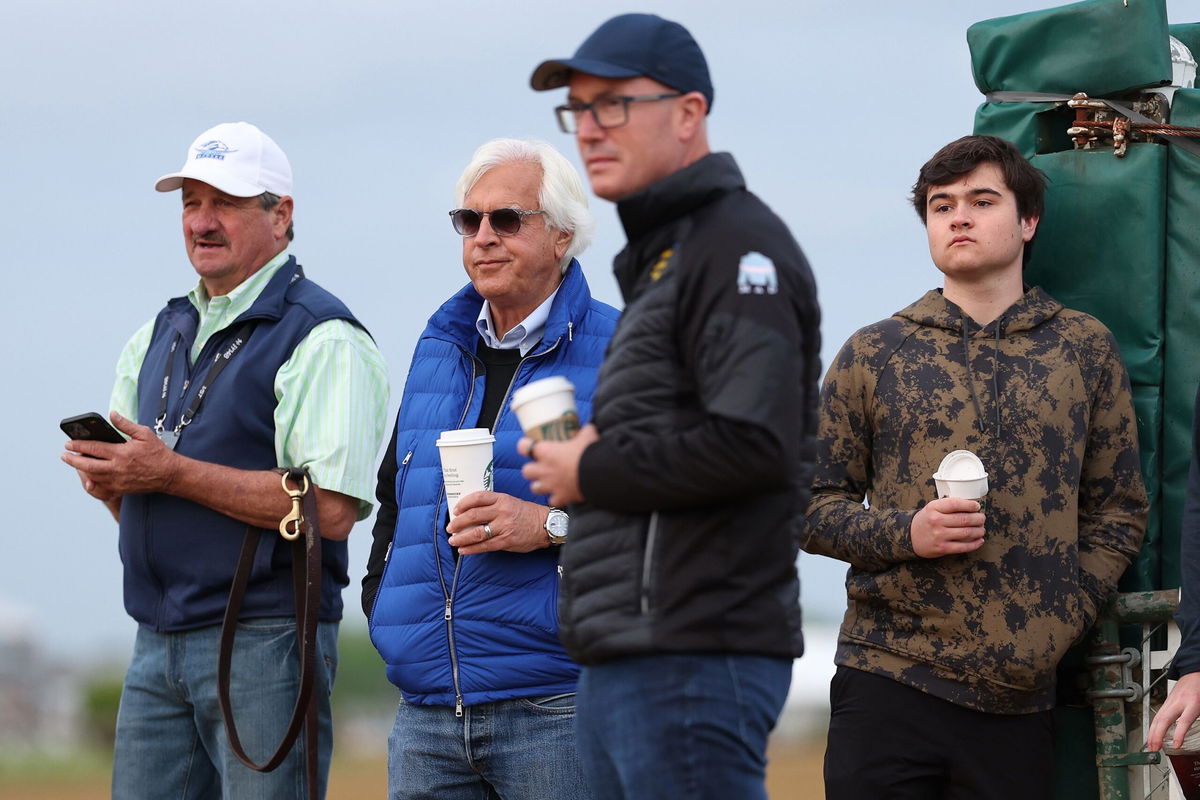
[913,450,989,558]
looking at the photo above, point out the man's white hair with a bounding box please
[455,138,595,272]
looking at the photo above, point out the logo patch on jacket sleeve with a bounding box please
[736,252,778,295]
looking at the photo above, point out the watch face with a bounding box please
[547,510,568,539]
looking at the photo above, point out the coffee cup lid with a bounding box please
[934,449,986,481]
[511,376,576,409]
[435,427,496,447]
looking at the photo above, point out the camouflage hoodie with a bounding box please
[803,287,1147,714]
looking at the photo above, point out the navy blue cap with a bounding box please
[530,13,713,113]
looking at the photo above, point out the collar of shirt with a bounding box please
[185,250,290,363]
[475,285,560,356]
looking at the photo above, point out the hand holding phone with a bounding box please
[61,412,127,444]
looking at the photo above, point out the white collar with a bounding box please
[475,285,561,356]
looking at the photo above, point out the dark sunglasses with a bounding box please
[449,207,547,237]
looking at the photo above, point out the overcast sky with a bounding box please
[5,0,1193,662]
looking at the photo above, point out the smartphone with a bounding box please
[60,412,126,444]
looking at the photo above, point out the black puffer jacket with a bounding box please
[559,153,822,664]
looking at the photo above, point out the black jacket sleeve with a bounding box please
[1172,384,1200,678]
[580,233,818,513]
[580,415,786,512]
[361,422,398,619]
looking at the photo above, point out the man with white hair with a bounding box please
[363,138,618,799]
[63,121,389,798]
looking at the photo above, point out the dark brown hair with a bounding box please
[910,135,1046,225]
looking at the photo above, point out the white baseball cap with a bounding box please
[155,121,292,197]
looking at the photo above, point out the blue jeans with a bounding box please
[575,654,792,800]
[387,693,593,800]
[112,619,338,800]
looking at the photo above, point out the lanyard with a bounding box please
[154,321,256,450]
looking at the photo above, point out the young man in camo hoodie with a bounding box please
[803,135,1147,800]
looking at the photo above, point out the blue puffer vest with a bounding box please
[368,260,619,706]
[120,257,363,631]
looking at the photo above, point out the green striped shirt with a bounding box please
[110,251,389,519]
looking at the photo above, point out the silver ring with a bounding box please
[528,440,538,460]
[483,524,494,540]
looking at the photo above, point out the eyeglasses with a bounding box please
[554,93,684,134]
[449,207,547,237]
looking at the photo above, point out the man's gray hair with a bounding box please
[455,139,594,272]
[259,191,295,242]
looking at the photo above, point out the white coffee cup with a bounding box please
[510,376,580,442]
[933,449,989,499]
[435,428,495,521]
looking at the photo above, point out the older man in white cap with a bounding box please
[63,121,388,798]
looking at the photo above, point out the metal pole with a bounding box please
[1092,617,1133,800]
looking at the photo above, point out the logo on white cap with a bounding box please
[193,140,238,161]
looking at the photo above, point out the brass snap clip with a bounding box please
[279,471,311,541]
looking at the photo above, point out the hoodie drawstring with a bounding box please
[992,324,1002,437]
[961,311,1002,439]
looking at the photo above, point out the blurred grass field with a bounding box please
[3,631,831,798]
[0,737,826,799]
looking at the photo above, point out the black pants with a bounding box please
[823,666,1055,800]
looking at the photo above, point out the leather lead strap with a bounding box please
[217,467,321,799]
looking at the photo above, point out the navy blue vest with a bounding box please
[119,257,363,631]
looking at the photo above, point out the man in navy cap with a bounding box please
[522,14,822,799]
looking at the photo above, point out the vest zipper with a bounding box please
[640,511,661,614]
[381,450,415,575]
[445,594,464,717]
[437,336,564,712]
[435,352,479,716]
[387,450,415,565]
[147,333,219,625]
[142,500,166,628]
[368,446,414,625]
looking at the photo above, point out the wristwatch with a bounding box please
[545,507,569,546]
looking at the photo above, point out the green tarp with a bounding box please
[1021,145,1168,591]
[970,0,1197,594]
[1172,22,1200,57]
[968,0,1172,95]
[1162,89,1200,590]
[973,102,1073,156]
[1026,145,1166,389]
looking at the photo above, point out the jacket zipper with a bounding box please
[369,447,414,625]
[640,511,660,614]
[446,558,465,716]
[437,334,567,714]
[437,351,480,717]
[387,450,415,569]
